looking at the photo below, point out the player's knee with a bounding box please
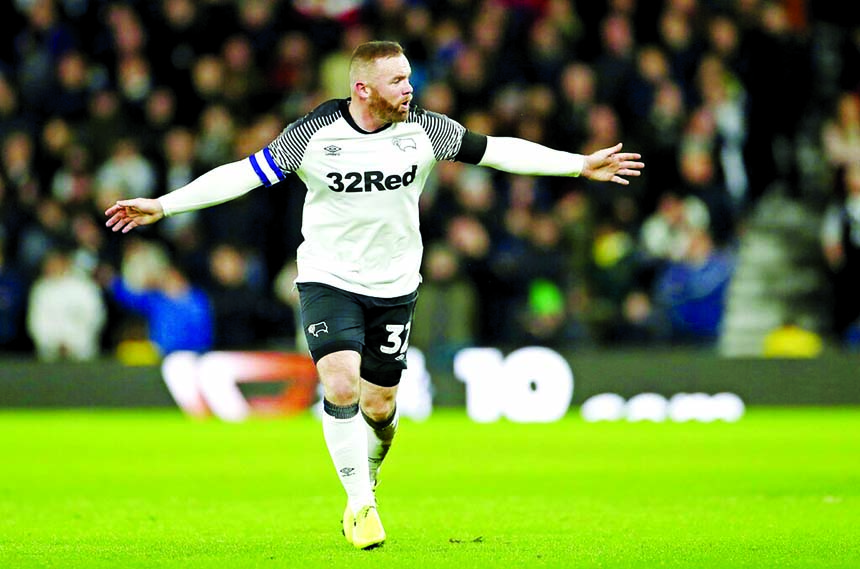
[360,393,396,423]
[323,377,360,406]
[317,351,361,405]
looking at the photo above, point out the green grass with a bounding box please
[0,408,858,568]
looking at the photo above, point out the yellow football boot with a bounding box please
[350,505,385,550]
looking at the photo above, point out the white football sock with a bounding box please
[322,400,375,511]
[363,406,399,487]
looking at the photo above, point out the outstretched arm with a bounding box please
[105,159,262,233]
[477,137,643,185]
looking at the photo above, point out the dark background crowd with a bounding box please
[1,0,859,365]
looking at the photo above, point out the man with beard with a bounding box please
[105,41,644,550]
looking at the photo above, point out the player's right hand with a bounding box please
[105,198,165,233]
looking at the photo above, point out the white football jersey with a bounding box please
[248,99,486,298]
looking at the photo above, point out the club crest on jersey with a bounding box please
[393,137,416,152]
[308,321,329,337]
[324,145,341,156]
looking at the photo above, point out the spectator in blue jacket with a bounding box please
[653,226,734,344]
[108,259,213,356]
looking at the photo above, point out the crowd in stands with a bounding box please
[1,0,859,363]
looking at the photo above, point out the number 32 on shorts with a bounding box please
[380,322,411,355]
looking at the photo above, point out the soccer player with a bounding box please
[105,41,644,549]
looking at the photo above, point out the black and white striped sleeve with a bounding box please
[413,109,487,163]
[250,102,341,186]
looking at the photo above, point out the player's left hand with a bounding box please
[581,143,644,185]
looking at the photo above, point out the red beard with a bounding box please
[368,90,409,125]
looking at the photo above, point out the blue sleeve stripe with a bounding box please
[263,147,286,180]
[248,154,271,187]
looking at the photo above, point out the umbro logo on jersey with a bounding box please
[324,145,341,156]
[308,321,328,337]
[393,137,417,152]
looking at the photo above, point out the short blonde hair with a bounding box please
[348,41,404,84]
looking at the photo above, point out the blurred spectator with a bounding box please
[103,3,146,61]
[743,0,812,200]
[612,289,664,345]
[16,198,70,278]
[268,32,320,119]
[69,210,109,276]
[557,62,596,144]
[468,4,512,84]
[427,16,466,81]
[93,137,157,207]
[188,54,228,113]
[820,163,860,342]
[821,91,860,174]
[522,277,569,346]
[525,14,568,86]
[658,5,702,105]
[516,212,573,346]
[0,72,31,142]
[13,0,77,117]
[27,248,106,361]
[206,242,292,350]
[196,104,238,169]
[634,79,686,204]
[625,43,672,124]
[49,49,95,120]
[106,254,213,357]
[707,12,747,80]
[445,213,500,344]
[653,227,735,345]
[2,129,42,209]
[268,31,316,93]
[695,54,749,216]
[677,126,735,246]
[449,45,492,115]
[116,51,155,113]
[235,0,285,57]
[221,34,266,114]
[138,86,181,157]
[396,3,434,88]
[79,89,133,165]
[41,116,76,181]
[587,214,638,342]
[555,189,594,282]
[594,13,637,117]
[639,190,710,267]
[148,0,210,94]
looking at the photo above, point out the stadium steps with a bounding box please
[719,191,831,357]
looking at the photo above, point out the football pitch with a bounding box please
[0,408,857,568]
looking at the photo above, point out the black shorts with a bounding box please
[297,282,418,387]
